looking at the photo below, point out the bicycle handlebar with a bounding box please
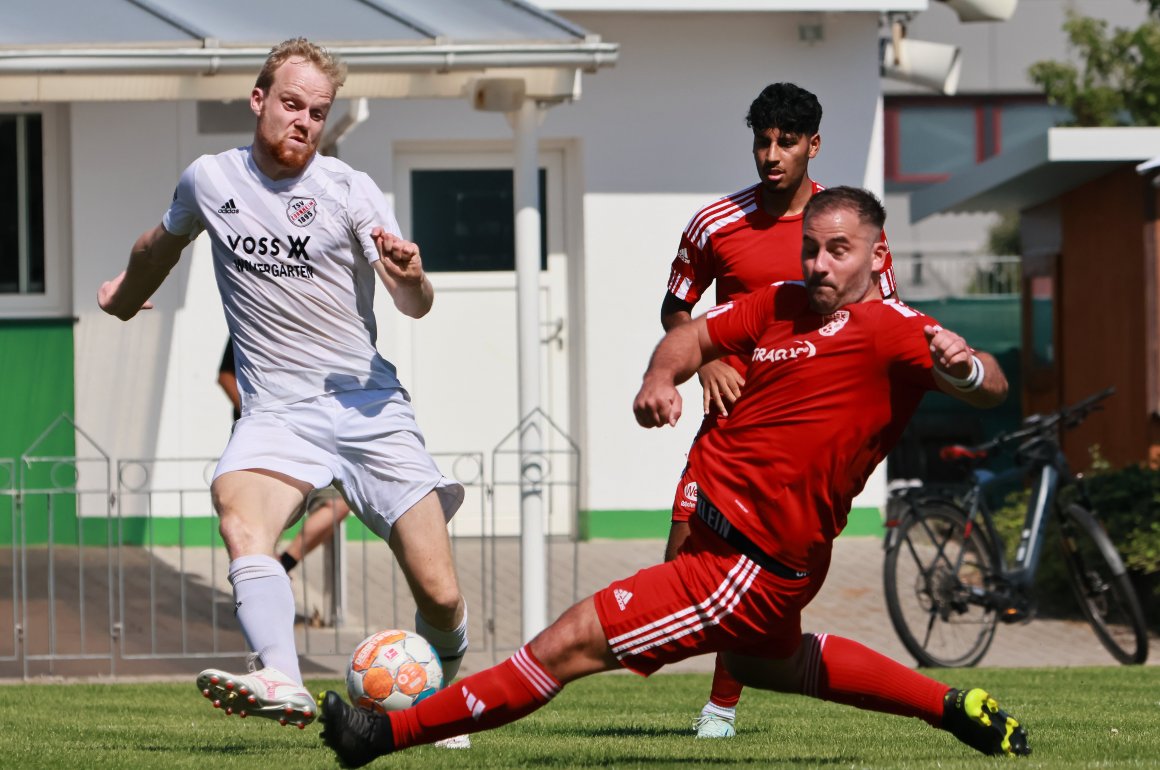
[957,387,1116,457]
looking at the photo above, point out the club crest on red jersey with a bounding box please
[819,310,850,337]
[286,197,317,227]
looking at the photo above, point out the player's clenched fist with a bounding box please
[924,324,973,381]
[373,227,424,283]
[634,378,683,428]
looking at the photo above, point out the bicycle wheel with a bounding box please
[884,498,999,667]
[1059,504,1149,664]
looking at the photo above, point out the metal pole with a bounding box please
[512,98,547,640]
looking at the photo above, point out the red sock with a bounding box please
[389,645,561,749]
[708,654,743,709]
[800,633,949,726]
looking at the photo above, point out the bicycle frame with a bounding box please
[964,443,1074,595]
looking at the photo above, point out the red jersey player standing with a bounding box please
[318,187,1030,766]
[662,82,897,737]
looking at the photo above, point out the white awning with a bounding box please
[0,0,617,103]
[909,127,1160,222]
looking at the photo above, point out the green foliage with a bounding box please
[2,670,1160,768]
[986,210,1022,256]
[1028,9,1160,126]
[991,447,1160,623]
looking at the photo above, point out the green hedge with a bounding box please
[992,449,1160,629]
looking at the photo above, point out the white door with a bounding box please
[388,147,574,536]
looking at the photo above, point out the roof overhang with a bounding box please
[0,43,617,102]
[910,127,1160,222]
[0,0,618,103]
[537,1,925,11]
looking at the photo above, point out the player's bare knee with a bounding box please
[415,589,463,627]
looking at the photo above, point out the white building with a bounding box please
[7,0,1042,543]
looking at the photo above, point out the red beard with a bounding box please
[257,126,314,174]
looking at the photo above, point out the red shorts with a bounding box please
[669,411,724,523]
[593,516,830,676]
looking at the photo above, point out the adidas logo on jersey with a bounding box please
[217,198,239,214]
[614,588,633,610]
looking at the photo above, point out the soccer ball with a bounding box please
[346,629,443,713]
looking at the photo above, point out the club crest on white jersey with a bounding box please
[287,197,317,227]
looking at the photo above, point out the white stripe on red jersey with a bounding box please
[685,185,761,250]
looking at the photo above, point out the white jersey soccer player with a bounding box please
[98,40,470,742]
[166,149,405,410]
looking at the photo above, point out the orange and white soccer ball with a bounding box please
[346,629,443,713]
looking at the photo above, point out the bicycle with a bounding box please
[882,387,1149,668]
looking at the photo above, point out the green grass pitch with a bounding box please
[2,666,1158,768]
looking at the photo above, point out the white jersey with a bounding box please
[164,147,403,411]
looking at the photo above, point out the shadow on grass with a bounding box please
[514,755,860,767]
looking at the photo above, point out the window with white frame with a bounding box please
[0,107,69,318]
[0,113,44,296]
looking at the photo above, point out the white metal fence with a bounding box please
[0,414,581,680]
[891,252,1021,300]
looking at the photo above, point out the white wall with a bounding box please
[73,10,891,515]
[73,101,252,478]
[539,12,888,510]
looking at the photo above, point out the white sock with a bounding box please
[229,554,302,684]
[701,702,737,720]
[415,603,469,683]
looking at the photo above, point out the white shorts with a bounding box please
[214,388,464,540]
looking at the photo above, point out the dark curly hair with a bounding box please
[803,186,886,232]
[746,83,822,136]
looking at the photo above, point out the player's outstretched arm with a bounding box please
[98,224,188,321]
[634,318,721,428]
[924,324,1007,409]
[372,227,434,319]
[661,293,745,416]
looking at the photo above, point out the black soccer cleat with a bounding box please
[318,690,394,768]
[942,687,1030,756]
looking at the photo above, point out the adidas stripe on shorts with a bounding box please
[593,515,829,675]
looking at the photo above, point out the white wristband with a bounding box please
[936,354,984,392]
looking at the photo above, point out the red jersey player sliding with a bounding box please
[317,187,1030,766]
[663,82,896,737]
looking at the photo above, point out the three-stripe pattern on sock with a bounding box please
[512,645,560,701]
[801,632,829,698]
[607,556,760,660]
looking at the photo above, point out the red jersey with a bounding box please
[690,283,938,573]
[666,181,897,376]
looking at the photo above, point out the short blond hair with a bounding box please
[255,37,347,94]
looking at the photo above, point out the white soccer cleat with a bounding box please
[693,713,736,738]
[196,666,316,728]
[433,734,472,749]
